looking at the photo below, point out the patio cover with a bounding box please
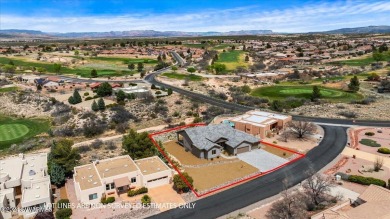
[114,177,130,187]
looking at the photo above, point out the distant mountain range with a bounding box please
[0,26,389,39]
[312,25,390,34]
[0,29,273,39]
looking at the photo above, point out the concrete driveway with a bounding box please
[148,184,186,212]
[237,149,288,172]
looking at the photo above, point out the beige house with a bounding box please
[73,155,172,204]
[228,110,292,138]
[0,153,51,219]
[312,184,390,219]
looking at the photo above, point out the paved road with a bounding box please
[148,125,347,219]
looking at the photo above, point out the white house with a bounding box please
[73,155,172,204]
[0,153,51,219]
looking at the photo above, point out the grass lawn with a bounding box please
[186,161,258,191]
[251,85,363,102]
[213,44,233,50]
[0,116,50,149]
[0,57,135,77]
[89,57,157,64]
[215,50,248,71]
[0,87,18,92]
[329,54,390,66]
[161,72,203,81]
[359,139,381,147]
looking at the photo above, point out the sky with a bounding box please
[0,0,389,33]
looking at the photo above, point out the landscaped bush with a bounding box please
[348,175,386,187]
[55,208,72,219]
[141,195,151,205]
[359,139,381,147]
[378,148,390,154]
[85,96,93,101]
[127,187,148,197]
[338,111,357,118]
[365,132,375,136]
[101,196,115,204]
[56,199,70,209]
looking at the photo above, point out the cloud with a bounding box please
[1,1,390,32]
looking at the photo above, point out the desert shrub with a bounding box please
[84,92,89,96]
[53,126,74,137]
[348,175,386,187]
[378,148,390,154]
[110,105,135,124]
[338,111,357,118]
[55,208,72,219]
[85,96,93,101]
[175,100,183,105]
[365,132,375,136]
[90,139,103,149]
[127,187,148,197]
[78,145,91,153]
[115,122,128,133]
[105,141,117,150]
[82,119,107,137]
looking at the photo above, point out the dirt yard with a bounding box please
[260,144,296,158]
[355,127,390,156]
[337,157,390,181]
[185,161,258,192]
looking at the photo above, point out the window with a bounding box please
[212,149,217,155]
[89,193,98,200]
[131,177,136,183]
[105,183,115,190]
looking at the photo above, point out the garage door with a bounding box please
[147,176,169,188]
[236,146,250,154]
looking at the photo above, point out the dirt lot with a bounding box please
[261,144,295,158]
[185,161,258,192]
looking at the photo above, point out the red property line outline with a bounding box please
[148,124,305,198]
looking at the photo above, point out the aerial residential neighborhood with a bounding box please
[0,0,390,219]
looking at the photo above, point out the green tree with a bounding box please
[53,63,62,74]
[173,172,194,193]
[187,67,196,73]
[68,96,76,104]
[36,67,46,74]
[3,64,16,73]
[212,63,227,74]
[96,82,112,97]
[122,129,156,159]
[231,45,236,50]
[171,66,178,72]
[98,98,106,111]
[311,86,321,101]
[91,100,99,111]
[141,195,151,205]
[73,90,82,104]
[90,69,98,78]
[36,84,42,91]
[367,73,380,81]
[49,139,80,175]
[74,50,79,56]
[137,62,144,72]
[348,76,360,92]
[245,55,249,62]
[50,163,66,187]
[373,52,385,63]
[167,88,173,95]
[116,90,126,102]
[128,63,135,70]
[270,100,283,112]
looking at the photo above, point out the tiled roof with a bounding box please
[180,124,260,151]
[358,184,390,202]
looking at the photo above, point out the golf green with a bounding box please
[251,86,362,102]
[0,124,30,141]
